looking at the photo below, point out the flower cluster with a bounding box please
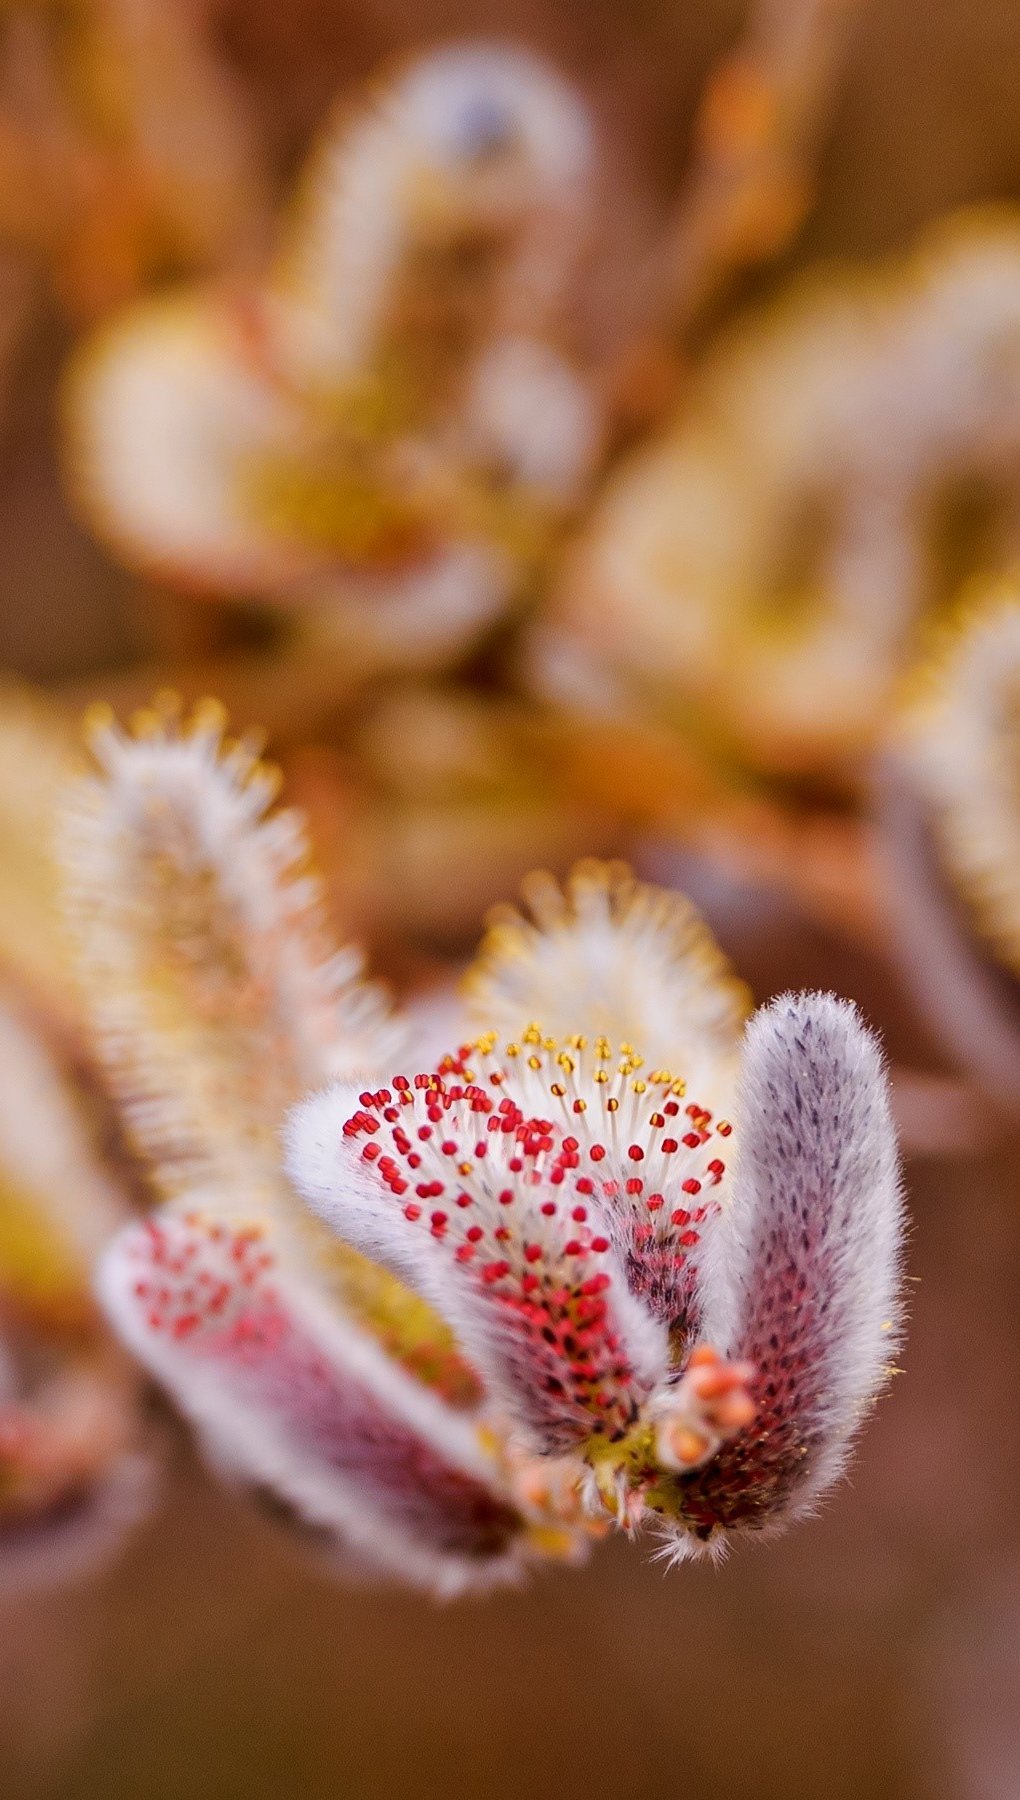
[63,702,905,1592]
[536,208,1020,782]
[64,44,600,675]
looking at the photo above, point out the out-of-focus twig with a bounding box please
[667,0,861,328]
[614,0,863,420]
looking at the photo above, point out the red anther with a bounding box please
[580,1273,611,1296]
[683,1132,701,1149]
[498,1189,514,1205]
[482,1261,511,1284]
[417,1125,432,1141]
[572,1205,588,1222]
[430,1210,448,1229]
[662,1138,678,1154]
[456,1193,473,1208]
[404,1203,421,1221]
[664,1101,680,1116]
[679,1230,700,1247]
[550,1168,565,1185]
[590,1236,610,1253]
[394,1076,409,1091]
[521,1272,539,1294]
[359,1091,374,1107]
[441,1140,457,1156]
[671,1208,691,1227]
[563,1136,579,1153]
[564,1240,583,1256]
[682,1178,702,1195]
[541,1202,556,1216]
[707,1159,725,1176]
[590,1145,606,1162]
[717,1121,733,1136]
[391,1178,408,1195]
[455,1244,475,1263]
[650,1112,665,1128]
[647,1194,664,1211]
[509,1158,523,1174]
[524,1244,542,1264]
[362,1142,380,1161]
[575,1178,593,1197]
[407,1153,421,1169]
[627,1145,644,1162]
[466,1224,484,1242]
[626,1178,643,1196]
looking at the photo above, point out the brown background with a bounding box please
[3,1,1020,1795]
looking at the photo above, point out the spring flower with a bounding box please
[63,700,904,1584]
[61,697,601,1593]
[878,583,1020,1117]
[290,869,904,1557]
[535,208,1020,784]
[63,44,600,675]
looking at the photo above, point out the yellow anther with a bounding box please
[83,700,116,741]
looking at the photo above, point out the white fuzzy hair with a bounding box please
[695,990,905,1526]
[98,1209,529,1597]
[274,42,593,385]
[59,702,405,1207]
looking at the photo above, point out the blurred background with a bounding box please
[2,0,1020,1796]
